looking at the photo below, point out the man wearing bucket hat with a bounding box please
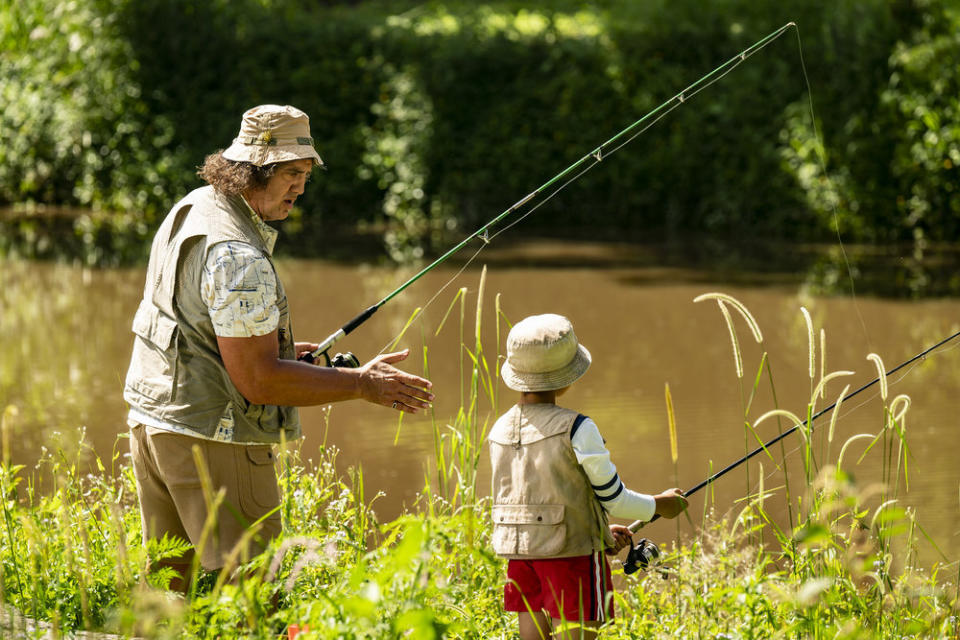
[488,313,686,639]
[124,105,433,590]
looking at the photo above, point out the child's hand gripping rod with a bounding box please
[626,328,960,534]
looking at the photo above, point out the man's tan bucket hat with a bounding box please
[222,104,324,167]
[500,314,592,392]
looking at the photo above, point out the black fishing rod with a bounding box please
[627,328,960,533]
[300,22,798,366]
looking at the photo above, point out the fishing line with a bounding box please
[790,25,873,352]
[374,23,860,373]
[305,21,802,365]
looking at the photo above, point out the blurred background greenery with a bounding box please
[1,0,958,271]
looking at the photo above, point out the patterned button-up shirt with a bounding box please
[201,196,280,338]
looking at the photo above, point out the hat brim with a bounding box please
[222,142,323,168]
[500,344,591,392]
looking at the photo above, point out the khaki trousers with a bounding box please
[130,425,282,571]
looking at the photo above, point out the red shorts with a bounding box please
[504,553,614,622]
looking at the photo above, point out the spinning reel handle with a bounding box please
[298,350,360,368]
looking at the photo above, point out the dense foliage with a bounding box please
[0,0,957,266]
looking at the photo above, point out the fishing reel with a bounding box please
[623,537,664,577]
[299,350,360,368]
[328,351,360,368]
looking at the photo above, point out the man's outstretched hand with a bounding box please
[357,349,434,414]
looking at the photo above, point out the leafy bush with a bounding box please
[0,0,953,265]
[880,1,960,244]
[0,0,192,264]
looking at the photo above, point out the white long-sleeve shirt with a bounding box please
[571,416,656,523]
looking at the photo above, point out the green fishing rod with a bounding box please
[301,22,798,366]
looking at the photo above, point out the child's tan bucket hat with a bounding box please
[500,314,591,392]
[222,104,324,167]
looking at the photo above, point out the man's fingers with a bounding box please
[358,350,435,411]
[391,401,418,414]
[390,396,430,414]
[368,351,433,387]
[375,349,410,365]
[402,376,434,394]
[381,378,435,414]
[396,390,432,410]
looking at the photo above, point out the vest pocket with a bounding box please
[127,302,179,403]
[491,504,565,556]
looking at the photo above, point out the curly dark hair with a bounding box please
[197,151,278,195]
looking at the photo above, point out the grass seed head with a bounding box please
[867,353,888,401]
[694,292,763,343]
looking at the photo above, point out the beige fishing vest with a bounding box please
[123,186,301,443]
[488,403,615,559]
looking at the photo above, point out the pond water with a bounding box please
[1,243,958,568]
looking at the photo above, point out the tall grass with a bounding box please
[0,284,957,638]
[414,266,500,521]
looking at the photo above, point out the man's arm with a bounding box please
[218,331,433,412]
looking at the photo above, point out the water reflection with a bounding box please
[1,248,958,569]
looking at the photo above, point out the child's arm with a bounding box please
[571,416,657,522]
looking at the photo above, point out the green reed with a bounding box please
[695,293,777,545]
[413,266,499,519]
[689,293,945,601]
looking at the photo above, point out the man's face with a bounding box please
[247,158,314,222]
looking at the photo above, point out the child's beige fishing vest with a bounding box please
[123,185,300,444]
[488,403,615,559]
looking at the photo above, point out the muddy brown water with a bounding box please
[2,246,959,568]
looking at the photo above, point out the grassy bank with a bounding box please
[1,282,959,638]
[0,444,956,638]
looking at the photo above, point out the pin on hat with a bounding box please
[500,314,591,392]
[222,105,324,167]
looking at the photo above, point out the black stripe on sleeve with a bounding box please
[596,482,624,502]
[570,414,588,440]
[591,473,619,491]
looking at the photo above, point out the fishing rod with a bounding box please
[619,329,960,575]
[300,22,798,366]
[627,328,960,534]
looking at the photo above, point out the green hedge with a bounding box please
[0,0,952,265]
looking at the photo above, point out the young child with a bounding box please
[488,313,687,640]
